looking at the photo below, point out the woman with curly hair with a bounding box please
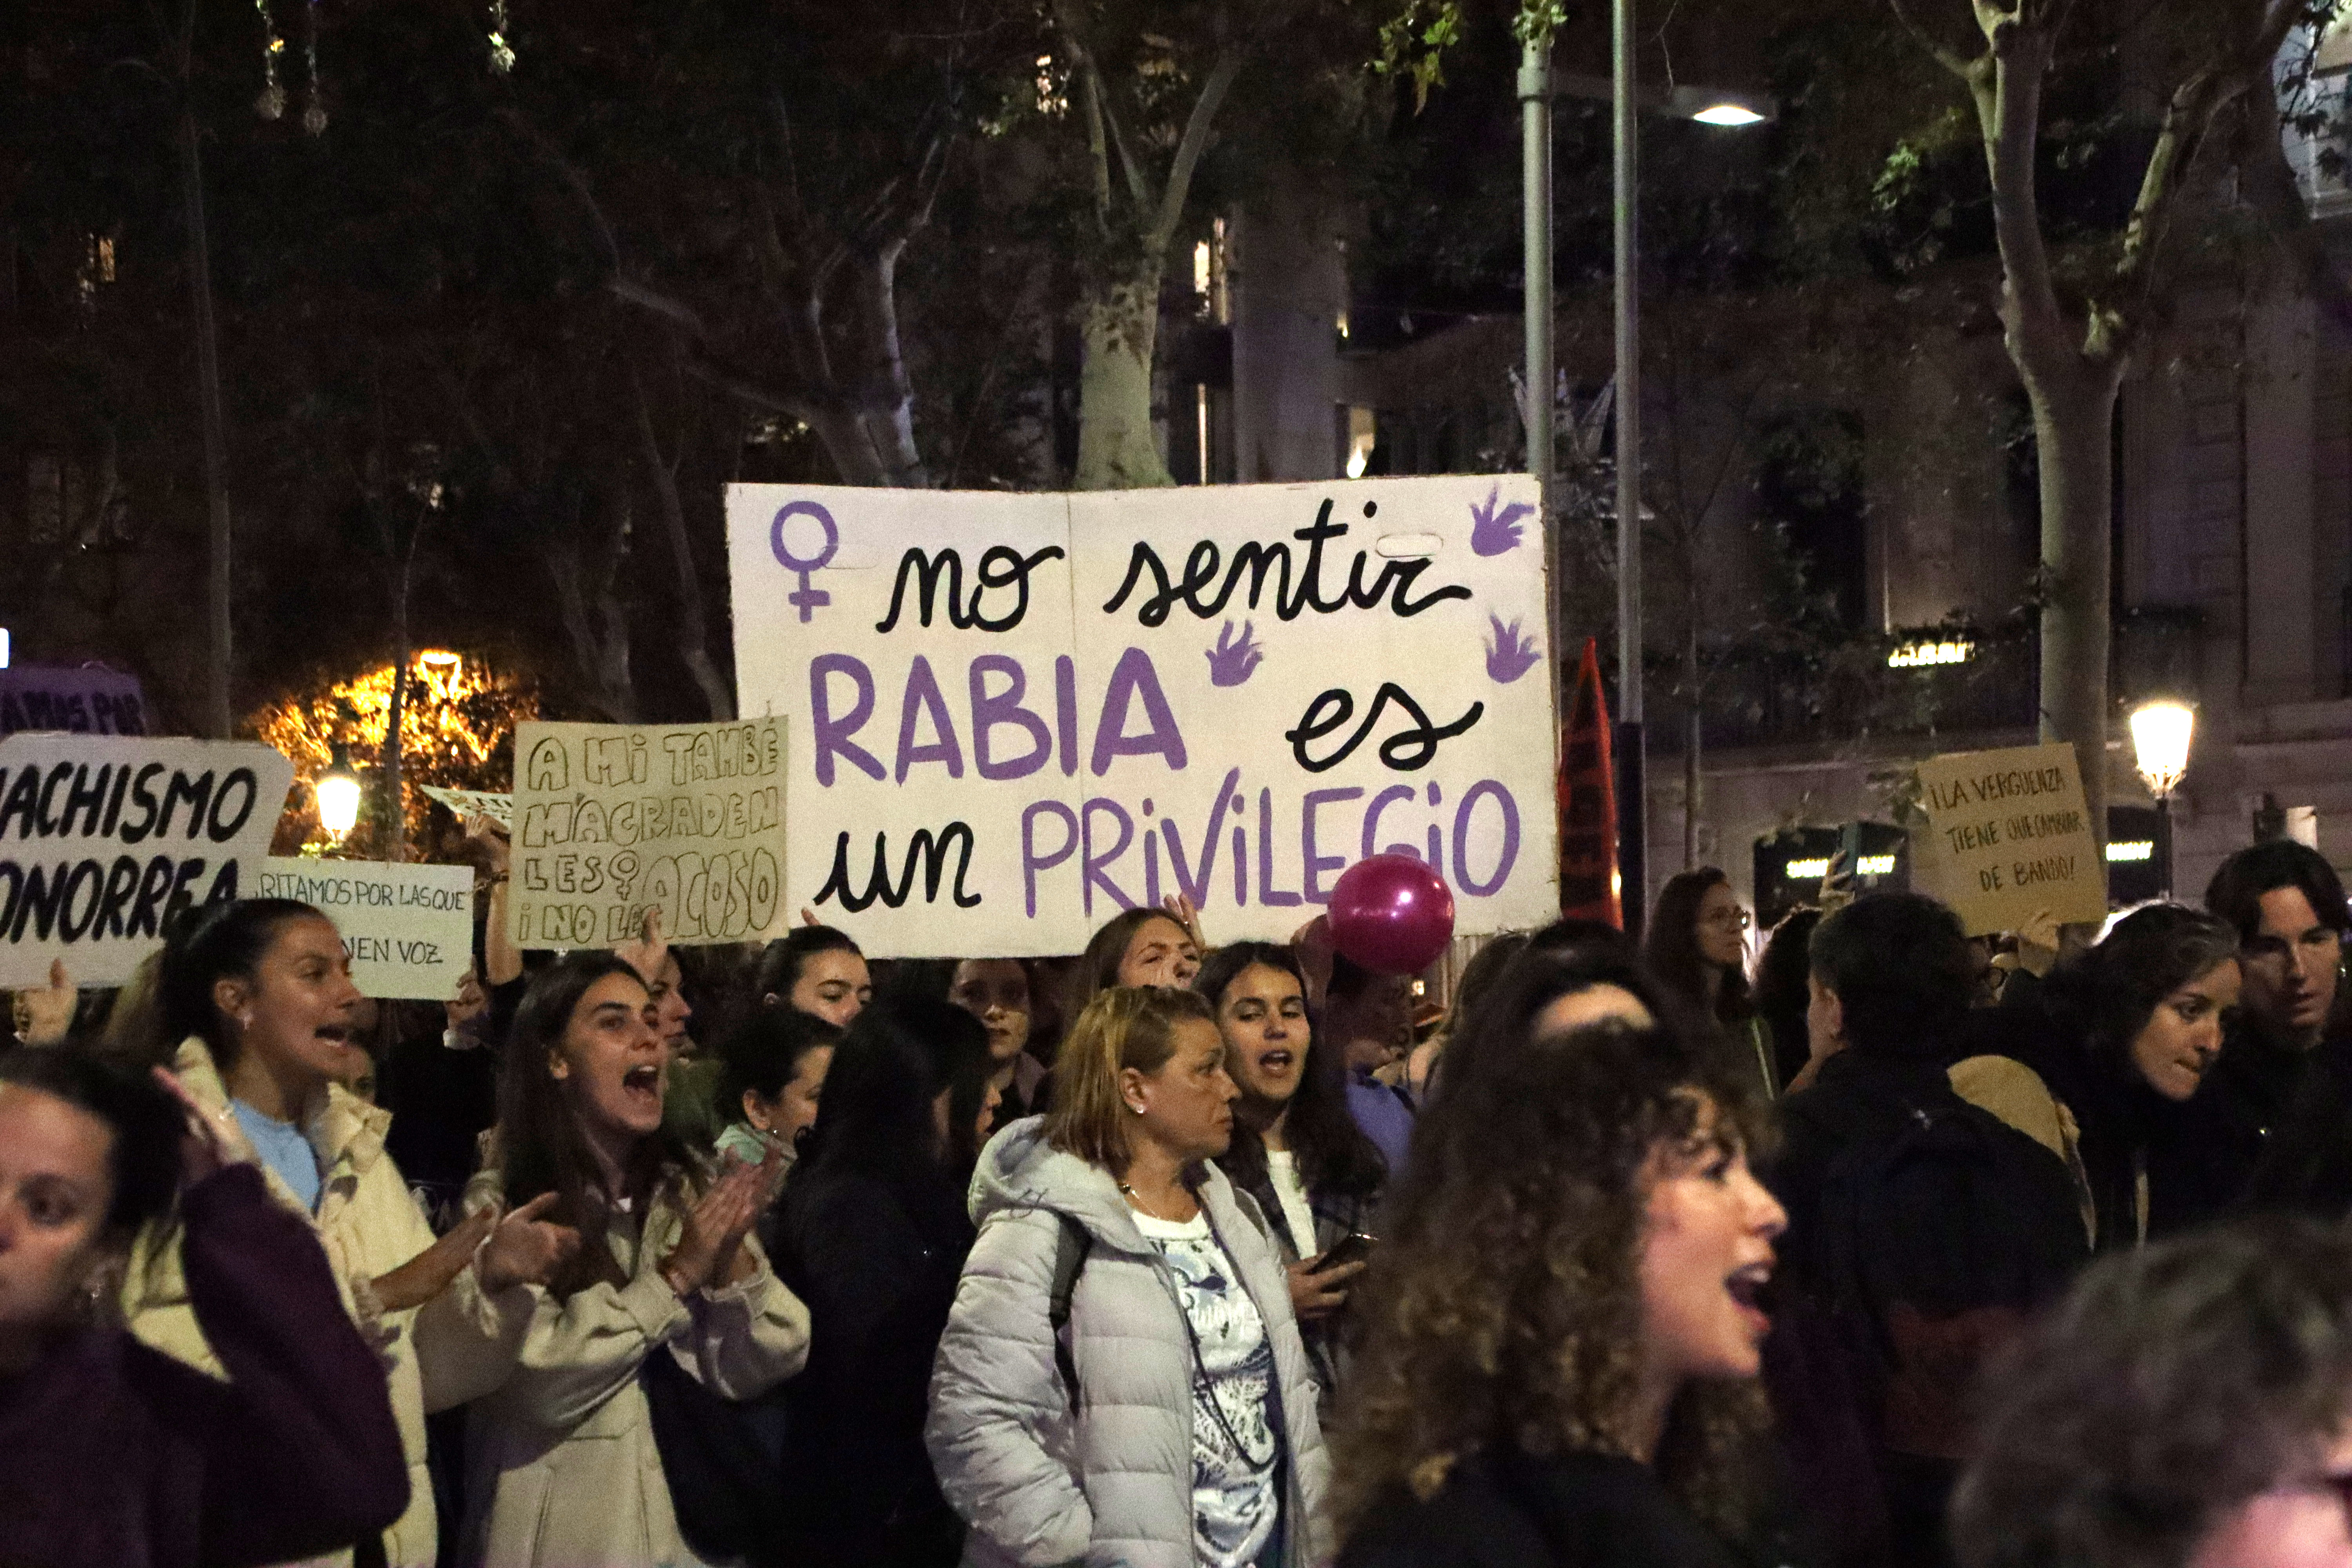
[1954,1217,2352,1568]
[1333,951,1787,1568]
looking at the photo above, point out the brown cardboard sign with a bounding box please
[1911,741,2107,936]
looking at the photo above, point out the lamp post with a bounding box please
[2129,700,2194,900]
[1519,20,1775,936]
[316,742,363,848]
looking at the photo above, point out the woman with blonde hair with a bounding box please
[927,986,1328,1568]
[1334,951,1788,1568]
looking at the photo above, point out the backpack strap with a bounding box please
[1047,1213,1091,1411]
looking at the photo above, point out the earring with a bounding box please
[1126,1101,1144,1114]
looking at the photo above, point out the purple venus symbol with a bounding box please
[770,500,840,622]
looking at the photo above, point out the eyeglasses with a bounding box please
[1702,907,1753,930]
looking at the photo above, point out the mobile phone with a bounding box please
[1315,1232,1378,1272]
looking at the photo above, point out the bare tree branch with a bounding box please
[1887,0,1980,80]
[1150,46,1245,254]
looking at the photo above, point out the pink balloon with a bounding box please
[1327,854,1456,976]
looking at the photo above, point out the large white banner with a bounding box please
[0,734,294,986]
[260,858,475,1001]
[726,477,1557,956]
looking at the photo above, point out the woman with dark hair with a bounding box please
[1954,1217,2352,1568]
[457,951,810,1568]
[713,1008,843,1168]
[122,899,574,1568]
[1645,868,1777,1102]
[756,925,872,1028]
[1423,931,1661,1097]
[1066,905,1203,1021]
[0,1043,414,1567]
[951,957,1051,1134]
[1333,954,1787,1568]
[1952,904,2241,1250]
[768,997,997,1566]
[1197,942,1387,1405]
[929,987,1328,1568]
[1753,908,1823,1096]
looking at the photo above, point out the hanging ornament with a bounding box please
[300,0,327,134]
[254,0,287,120]
[486,0,515,73]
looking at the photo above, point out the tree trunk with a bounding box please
[1075,269,1171,490]
[632,374,736,720]
[2023,362,2121,846]
[382,651,407,863]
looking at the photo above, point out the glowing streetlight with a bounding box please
[1691,102,1767,127]
[2129,699,2195,898]
[316,743,363,845]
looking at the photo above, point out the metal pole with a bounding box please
[179,92,232,739]
[1521,40,1564,821]
[1612,0,1647,936]
[2156,793,2174,902]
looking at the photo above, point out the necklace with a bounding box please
[1117,1181,1180,1222]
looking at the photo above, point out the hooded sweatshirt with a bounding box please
[926,1116,1330,1568]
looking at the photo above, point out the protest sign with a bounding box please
[506,718,788,949]
[421,784,512,828]
[1910,741,2109,936]
[0,734,293,987]
[725,477,1558,956]
[259,858,474,1000]
[0,665,147,737]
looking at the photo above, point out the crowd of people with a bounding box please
[10,829,2352,1568]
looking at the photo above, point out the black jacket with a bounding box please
[1340,1449,1743,1568]
[1768,1050,1959,1292]
[2145,1022,2352,1235]
[769,1163,975,1567]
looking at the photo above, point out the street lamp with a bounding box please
[1520,31,1773,936]
[316,743,363,846]
[2129,699,2194,900]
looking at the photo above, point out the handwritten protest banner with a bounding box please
[1911,741,2108,936]
[725,477,1558,956]
[506,719,788,949]
[421,784,512,829]
[0,734,293,986]
[260,858,473,1000]
[0,665,147,737]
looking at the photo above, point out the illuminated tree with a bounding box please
[252,650,537,859]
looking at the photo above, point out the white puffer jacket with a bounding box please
[927,1117,1331,1568]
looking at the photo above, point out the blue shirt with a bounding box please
[1347,1071,1416,1183]
[231,1100,322,1213]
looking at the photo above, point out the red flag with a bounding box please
[1557,637,1622,927]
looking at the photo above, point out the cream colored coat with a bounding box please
[123,1038,531,1568]
[453,1167,811,1568]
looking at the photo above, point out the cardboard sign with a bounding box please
[259,858,474,1001]
[506,719,788,949]
[0,735,294,986]
[1910,742,2108,936]
[0,666,146,737]
[725,476,1559,956]
[421,785,512,829]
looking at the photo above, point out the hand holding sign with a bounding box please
[614,906,670,988]
[12,958,75,1045]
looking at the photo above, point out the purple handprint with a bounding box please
[1206,619,1264,687]
[1470,483,1534,557]
[1485,615,1541,684]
